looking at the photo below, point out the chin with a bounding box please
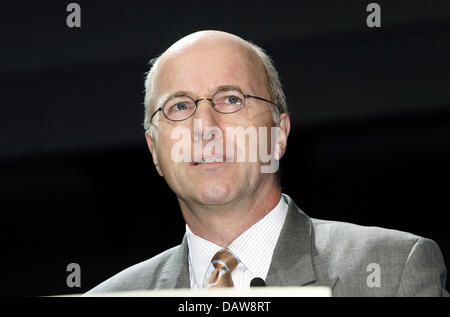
[194,182,236,205]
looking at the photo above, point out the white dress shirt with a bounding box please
[186,194,289,289]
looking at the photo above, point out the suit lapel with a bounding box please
[155,235,190,289]
[266,195,338,291]
[265,195,316,287]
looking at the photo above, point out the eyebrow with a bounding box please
[156,85,245,108]
[156,91,190,110]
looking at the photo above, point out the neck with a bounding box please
[178,177,282,247]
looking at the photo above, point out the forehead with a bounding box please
[154,38,267,101]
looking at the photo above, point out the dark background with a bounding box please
[1,1,449,296]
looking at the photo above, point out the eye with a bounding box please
[225,95,242,104]
[170,102,189,111]
[212,89,245,113]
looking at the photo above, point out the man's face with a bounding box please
[147,36,279,207]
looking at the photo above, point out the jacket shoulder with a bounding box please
[311,217,424,269]
[84,245,180,295]
[311,217,423,252]
[310,218,446,296]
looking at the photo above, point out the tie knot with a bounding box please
[211,249,239,273]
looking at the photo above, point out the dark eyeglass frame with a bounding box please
[149,87,278,124]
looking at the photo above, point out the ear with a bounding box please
[274,113,291,160]
[145,132,164,177]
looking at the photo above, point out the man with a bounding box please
[86,30,448,296]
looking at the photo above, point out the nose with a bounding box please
[192,98,220,129]
[191,98,224,156]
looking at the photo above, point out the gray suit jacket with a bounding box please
[86,195,449,296]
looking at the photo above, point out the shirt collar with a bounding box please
[228,195,288,279]
[186,194,288,286]
[185,226,222,288]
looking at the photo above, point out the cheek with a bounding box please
[156,126,192,175]
[156,147,172,174]
[246,102,274,124]
[223,115,274,161]
[154,129,179,171]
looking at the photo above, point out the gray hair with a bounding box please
[143,39,288,137]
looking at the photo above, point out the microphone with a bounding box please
[250,277,266,287]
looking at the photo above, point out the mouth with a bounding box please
[193,156,225,166]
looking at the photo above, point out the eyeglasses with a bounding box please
[149,87,278,123]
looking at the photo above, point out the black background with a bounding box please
[1,0,449,296]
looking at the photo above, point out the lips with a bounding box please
[196,157,224,164]
[192,156,227,166]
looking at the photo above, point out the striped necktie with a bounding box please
[206,249,239,288]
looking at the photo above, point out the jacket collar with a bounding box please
[155,235,190,289]
[157,194,338,291]
[265,194,338,290]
